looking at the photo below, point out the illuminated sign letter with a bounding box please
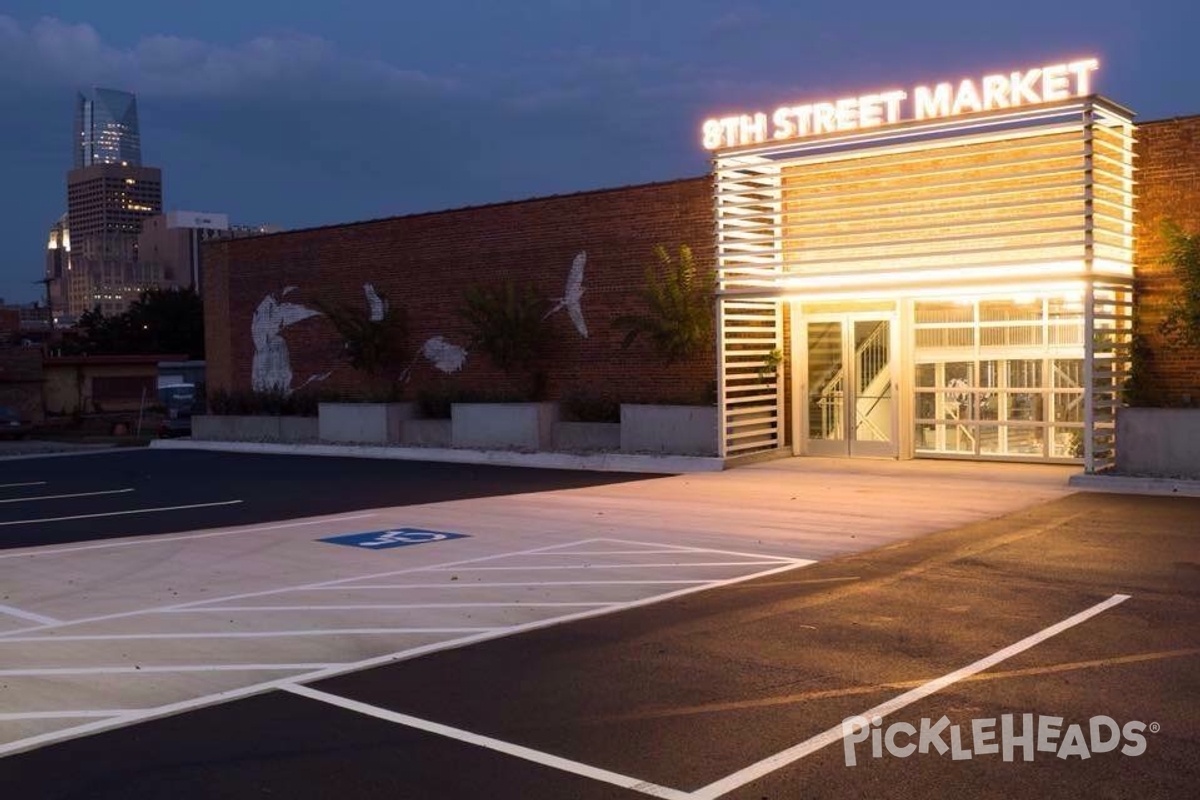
[914,83,952,119]
[952,79,983,115]
[1010,69,1043,105]
[702,119,725,150]
[1067,58,1099,95]
[1041,63,1070,101]
[981,74,1011,110]
[858,94,884,127]
[772,107,796,140]
[835,98,859,131]
[813,102,838,135]
[881,90,907,124]
[738,113,768,144]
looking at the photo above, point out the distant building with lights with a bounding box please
[65,162,163,318]
[75,87,142,169]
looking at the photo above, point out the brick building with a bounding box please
[203,72,1199,470]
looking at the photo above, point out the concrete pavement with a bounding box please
[0,451,1075,760]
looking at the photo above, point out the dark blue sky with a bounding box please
[2,0,1195,303]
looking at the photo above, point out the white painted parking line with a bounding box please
[0,512,378,560]
[0,628,499,643]
[688,593,1133,800]
[0,499,243,527]
[164,603,616,612]
[0,481,47,489]
[309,581,712,589]
[0,604,60,625]
[0,663,346,677]
[0,710,145,721]
[600,538,814,562]
[425,561,801,571]
[523,549,738,556]
[283,683,692,800]
[0,487,133,505]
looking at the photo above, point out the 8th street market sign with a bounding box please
[701,57,1099,150]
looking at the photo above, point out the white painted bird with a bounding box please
[421,336,468,374]
[399,336,470,382]
[250,287,323,393]
[364,283,387,321]
[543,251,587,337]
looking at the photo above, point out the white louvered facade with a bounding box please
[712,97,1136,472]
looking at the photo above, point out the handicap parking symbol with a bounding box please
[320,528,468,550]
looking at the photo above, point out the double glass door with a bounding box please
[801,314,896,457]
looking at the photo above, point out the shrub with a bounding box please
[614,244,715,365]
[561,389,620,423]
[208,388,333,417]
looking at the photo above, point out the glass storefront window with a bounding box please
[914,296,1083,461]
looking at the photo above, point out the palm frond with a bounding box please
[614,244,714,364]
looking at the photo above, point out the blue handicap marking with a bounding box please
[320,528,468,550]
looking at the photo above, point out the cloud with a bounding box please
[0,15,455,99]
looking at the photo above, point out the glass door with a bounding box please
[803,315,896,457]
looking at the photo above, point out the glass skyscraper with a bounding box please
[74,88,142,168]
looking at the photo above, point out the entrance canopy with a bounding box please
[710,96,1136,472]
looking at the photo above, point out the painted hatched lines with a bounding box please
[0,538,812,757]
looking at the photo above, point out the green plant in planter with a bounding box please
[614,243,715,365]
[310,288,407,381]
[459,280,549,397]
[758,347,784,380]
[1159,220,1200,349]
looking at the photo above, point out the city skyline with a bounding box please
[1,0,1197,305]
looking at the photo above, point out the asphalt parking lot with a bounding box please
[0,448,654,549]
[4,450,1193,798]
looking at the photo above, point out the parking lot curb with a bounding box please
[149,438,725,474]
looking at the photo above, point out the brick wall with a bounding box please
[1134,115,1200,405]
[204,177,717,405]
[204,118,1200,410]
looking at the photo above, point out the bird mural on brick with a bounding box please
[250,286,329,393]
[543,251,588,337]
[400,335,470,382]
[364,282,387,322]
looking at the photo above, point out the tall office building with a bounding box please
[66,163,163,317]
[75,88,142,168]
[56,88,164,318]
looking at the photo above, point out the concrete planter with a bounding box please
[553,421,621,452]
[277,416,319,443]
[192,414,318,442]
[401,419,453,447]
[620,403,718,456]
[318,402,416,444]
[1116,408,1200,477]
[451,402,560,450]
